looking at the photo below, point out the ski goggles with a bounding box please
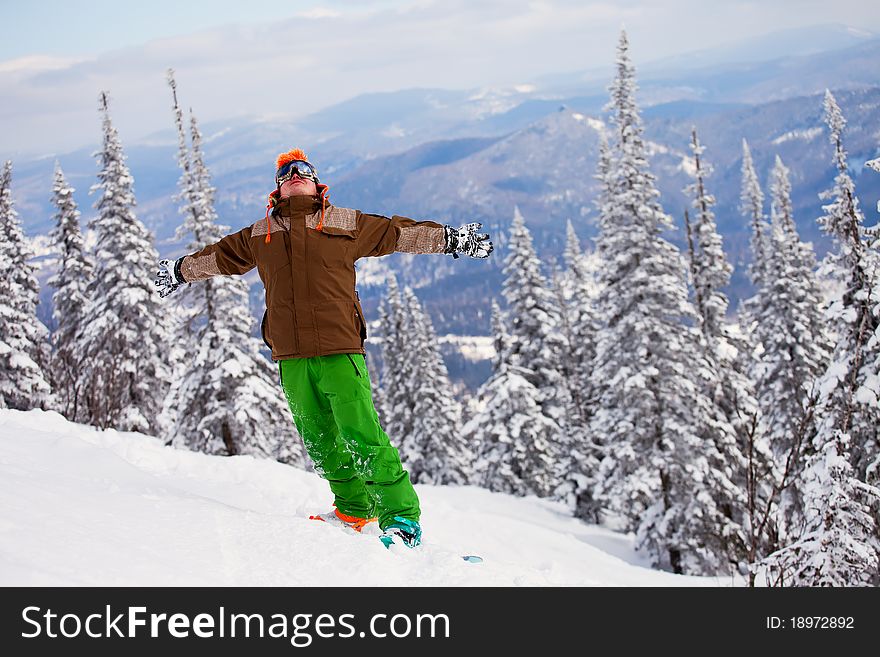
[275,159,319,185]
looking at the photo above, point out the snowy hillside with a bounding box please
[0,409,738,587]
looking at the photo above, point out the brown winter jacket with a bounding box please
[177,194,447,360]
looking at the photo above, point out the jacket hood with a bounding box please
[271,193,323,217]
[268,183,329,213]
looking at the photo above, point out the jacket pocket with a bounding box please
[260,310,272,350]
[255,229,291,280]
[266,305,298,356]
[345,353,361,377]
[319,238,351,270]
[354,298,368,347]
[314,300,359,353]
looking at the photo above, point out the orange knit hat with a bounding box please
[276,148,310,171]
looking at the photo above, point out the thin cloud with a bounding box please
[0,54,90,77]
[1,0,878,157]
[297,7,343,19]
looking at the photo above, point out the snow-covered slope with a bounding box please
[0,409,738,587]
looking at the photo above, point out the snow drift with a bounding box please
[0,409,738,586]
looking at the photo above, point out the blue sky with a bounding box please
[1,1,270,59]
[0,1,400,58]
[2,1,879,157]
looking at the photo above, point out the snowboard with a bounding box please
[307,514,483,563]
[383,539,484,564]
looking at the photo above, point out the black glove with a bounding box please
[154,258,185,298]
[444,222,493,259]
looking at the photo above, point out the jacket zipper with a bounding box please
[346,354,361,377]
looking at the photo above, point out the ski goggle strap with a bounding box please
[275,159,319,185]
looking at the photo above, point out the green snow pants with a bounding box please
[279,353,420,530]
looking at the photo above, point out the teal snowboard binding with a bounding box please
[379,516,422,549]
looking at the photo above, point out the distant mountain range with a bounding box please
[9,24,880,391]
[643,23,877,72]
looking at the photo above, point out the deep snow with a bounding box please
[0,409,741,586]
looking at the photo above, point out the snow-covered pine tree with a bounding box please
[682,129,775,575]
[740,139,770,295]
[78,92,167,433]
[545,265,579,500]
[562,219,584,277]
[503,208,568,412]
[568,145,615,522]
[737,139,773,376]
[760,154,831,457]
[765,91,880,587]
[591,31,747,575]
[763,156,834,502]
[48,164,94,421]
[157,71,200,437]
[761,431,879,586]
[737,153,835,568]
[500,206,567,495]
[865,153,880,487]
[685,129,732,337]
[810,90,879,483]
[465,300,559,496]
[164,72,304,464]
[547,268,574,493]
[395,286,470,485]
[551,226,602,518]
[579,138,615,468]
[0,160,53,410]
[378,273,416,457]
[558,219,601,428]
